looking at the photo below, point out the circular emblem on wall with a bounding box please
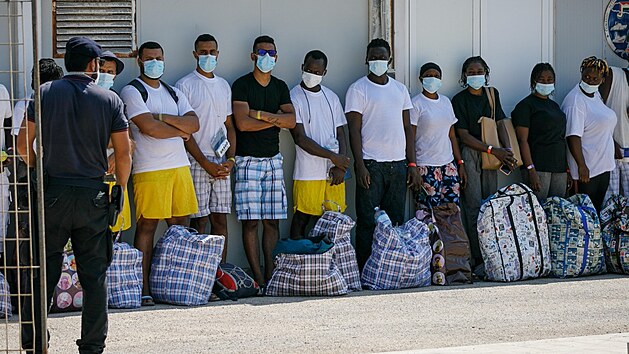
[605,0,629,60]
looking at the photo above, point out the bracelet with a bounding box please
[526,164,535,170]
[486,145,493,155]
[457,159,464,165]
[256,110,261,120]
[407,162,417,167]
[227,157,236,163]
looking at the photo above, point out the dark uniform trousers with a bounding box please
[22,182,113,354]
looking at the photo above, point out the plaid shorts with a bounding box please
[234,154,287,220]
[189,155,232,218]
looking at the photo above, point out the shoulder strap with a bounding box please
[128,79,148,102]
[484,87,496,120]
[159,80,179,104]
[127,78,179,104]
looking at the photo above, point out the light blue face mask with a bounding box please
[198,54,217,73]
[256,54,276,73]
[579,80,599,95]
[421,77,442,94]
[535,83,555,97]
[368,60,389,76]
[142,59,164,79]
[466,75,486,90]
[96,72,115,90]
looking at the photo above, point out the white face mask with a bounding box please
[302,71,323,89]
[368,60,389,76]
[579,80,599,95]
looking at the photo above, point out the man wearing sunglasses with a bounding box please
[231,35,296,288]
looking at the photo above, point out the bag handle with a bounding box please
[484,87,496,120]
[321,200,342,213]
[113,216,125,243]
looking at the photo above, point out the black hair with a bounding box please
[194,34,218,50]
[580,56,609,77]
[530,62,555,90]
[366,38,391,56]
[64,53,94,72]
[138,41,163,58]
[253,35,275,52]
[303,50,328,68]
[419,62,442,77]
[459,56,490,87]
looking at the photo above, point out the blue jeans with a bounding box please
[355,160,407,270]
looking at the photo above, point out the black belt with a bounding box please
[48,176,108,191]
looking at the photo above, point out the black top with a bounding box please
[452,87,506,141]
[231,72,292,157]
[511,94,567,173]
[28,75,128,178]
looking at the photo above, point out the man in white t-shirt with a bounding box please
[0,83,11,252]
[345,38,421,270]
[289,50,350,239]
[120,41,199,306]
[176,34,235,262]
[600,65,629,202]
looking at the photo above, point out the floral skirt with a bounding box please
[415,162,460,208]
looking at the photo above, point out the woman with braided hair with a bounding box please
[562,56,617,211]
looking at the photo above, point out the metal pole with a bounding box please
[30,0,48,352]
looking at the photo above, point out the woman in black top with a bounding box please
[452,56,516,272]
[512,63,567,201]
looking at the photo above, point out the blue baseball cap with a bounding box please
[65,37,102,58]
[100,50,125,75]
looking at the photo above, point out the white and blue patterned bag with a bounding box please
[361,211,431,290]
[107,234,143,309]
[543,194,606,278]
[477,183,551,282]
[0,273,11,318]
[150,226,224,306]
[600,194,629,274]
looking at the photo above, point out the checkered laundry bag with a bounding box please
[150,225,224,305]
[361,213,432,290]
[308,212,361,291]
[265,247,348,296]
[107,233,143,309]
[600,194,629,274]
[0,273,11,318]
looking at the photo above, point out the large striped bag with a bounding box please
[477,183,551,282]
[599,194,629,274]
[543,194,606,278]
[361,211,431,290]
[0,273,11,318]
[149,226,224,305]
[266,211,359,296]
[107,234,143,309]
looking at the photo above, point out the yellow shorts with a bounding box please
[132,166,198,220]
[107,182,132,231]
[293,180,346,216]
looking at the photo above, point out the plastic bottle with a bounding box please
[374,207,391,226]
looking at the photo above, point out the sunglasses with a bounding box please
[255,49,277,57]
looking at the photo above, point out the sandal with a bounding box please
[141,295,155,306]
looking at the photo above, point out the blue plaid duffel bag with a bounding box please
[361,209,432,290]
[150,225,224,305]
[0,272,11,318]
[107,234,143,309]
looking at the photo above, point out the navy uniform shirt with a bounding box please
[27,74,128,179]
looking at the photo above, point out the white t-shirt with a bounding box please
[345,76,412,162]
[175,71,232,157]
[410,93,457,166]
[0,85,12,149]
[120,79,194,174]
[290,85,347,180]
[562,84,617,179]
[12,99,27,136]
